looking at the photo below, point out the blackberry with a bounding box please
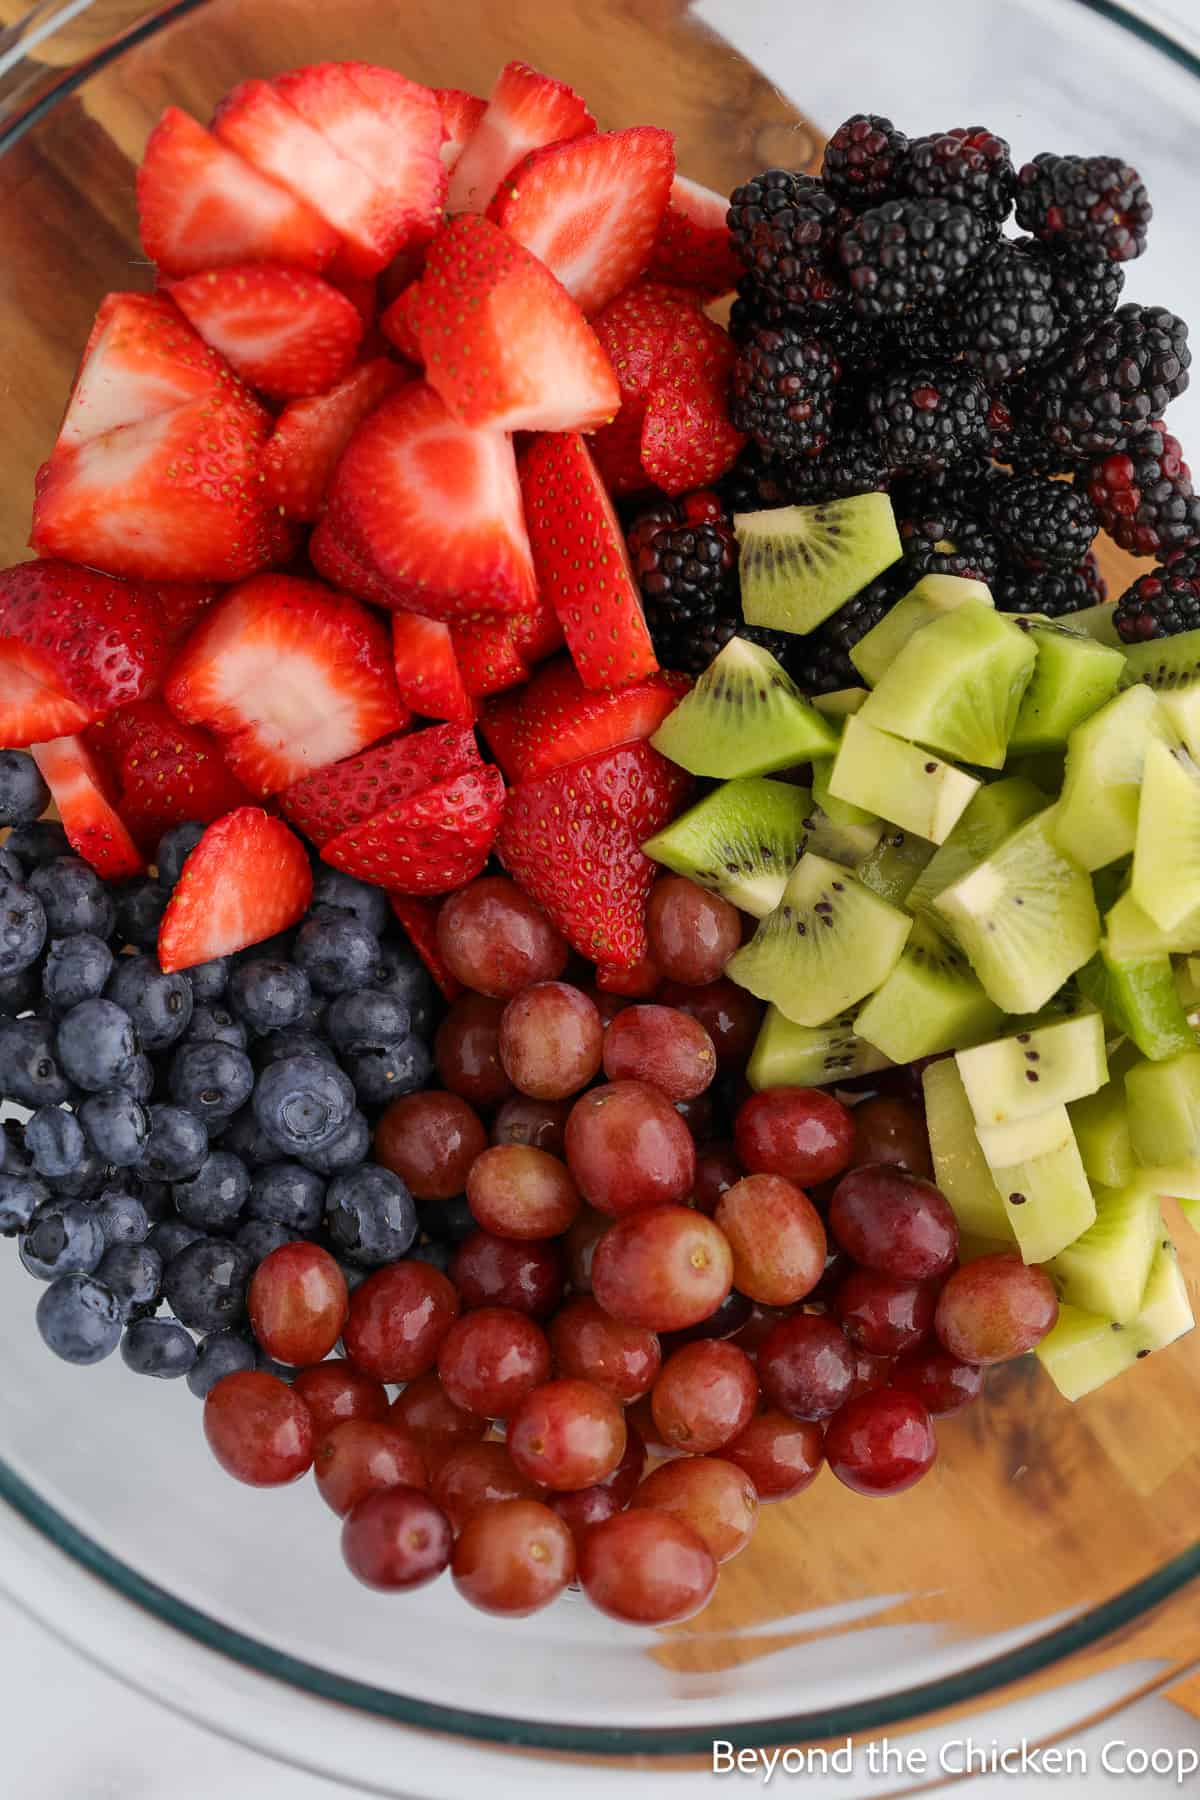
[891,459,998,522]
[768,426,891,506]
[727,170,848,310]
[629,518,739,673]
[821,114,909,209]
[992,564,1095,618]
[987,474,1098,571]
[943,238,1061,383]
[1113,565,1200,642]
[838,198,987,318]
[998,404,1085,477]
[866,363,991,473]
[1015,153,1151,263]
[1018,239,1123,334]
[691,618,795,674]
[731,326,842,458]
[897,509,1000,583]
[900,127,1016,229]
[790,570,909,694]
[1080,550,1108,606]
[1086,423,1200,559]
[1033,304,1190,458]
[727,273,846,347]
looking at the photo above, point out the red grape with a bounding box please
[729,1302,793,1357]
[661,1288,753,1350]
[491,1096,573,1156]
[292,1359,389,1439]
[466,1144,580,1240]
[375,1091,487,1199]
[834,1267,937,1356]
[247,1243,348,1368]
[601,1006,717,1101]
[735,1088,855,1186]
[722,1410,825,1501]
[431,1440,539,1534]
[450,1229,565,1316]
[674,1093,715,1142]
[651,1340,758,1453]
[314,1419,428,1517]
[596,954,661,999]
[657,979,762,1066]
[578,1510,717,1624]
[851,1096,934,1179]
[435,994,514,1108]
[565,1081,695,1217]
[646,876,742,987]
[436,1306,551,1418]
[550,1426,646,1538]
[341,1486,453,1590]
[498,982,603,1099]
[757,1313,855,1420]
[847,1345,895,1400]
[547,1295,661,1401]
[633,1456,758,1563]
[436,877,567,997]
[935,1255,1059,1365]
[714,1173,826,1306]
[591,1206,733,1332]
[507,1377,626,1490]
[452,1499,577,1616]
[203,1371,314,1487]
[692,1142,743,1216]
[825,1390,937,1497]
[343,1261,460,1383]
[388,1373,486,1454]
[829,1165,958,1280]
[564,1206,608,1292]
[891,1344,984,1415]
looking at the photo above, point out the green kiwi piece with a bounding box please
[1126,1049,1200,1166]
[801,804,883,867]
[649,636,838,778]
[1076,939,1196,1062]
[1122,627,1200,753]
[1060,601,1123,648]
[855,920,1003,1062]
[726,852,912,1027]
[1054,684,1176,871]
[1037,1238,1192,1400]
[736,494,903,635]
[921,1058,1014,1241]
[906,777,1045,924]
[849,573,992,687]
[1047,1179,1162,1324]
[1131,741,1200,931]
[855,829,936,906]
[975,1105,1096,1265]
[1107,888,1200,958]
[641,776,810,918]
[812,687,869,719]
[955,1009,1107,1128]
[746,1005,891,1089]
[1175,956,1200,1010]
[826,716,981,845]
[858,600,1036,768]
[933,808,1100,1014]
[1006,620,1125,755]
[1069,1081,1136,1189]
[811,749,878,832]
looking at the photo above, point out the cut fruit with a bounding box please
[30,735,144,880]
[446,60,595,215]
[322,763,506,895]
[1107,888,1200,959]
[1175,956,1200,1010]
[279,723,479,847]
[1069,1082,1135,1190]
[1047,1179,1162,1324]
[507,661,688,784]
[976,1104,1096,1266]
[261,357,406,522]
[849,574,992,687]
[747,1006,891,1090]
[93,700,253,852]
[1063,602,1123,648]
[812,687,868,719]
[450,617,530,698]
[58,292,234,451]
[1131,740,1200,931]
[855,919,1004,1062]
[164,264,363,400]
[826,716,981,845]
[736,495,902,636]
[434,88,486,174]
[642,777,810,917]
[858,600,1036,770]
[390,614,474,726]
[906,777,1045,924]
[1125,1050,1200,1166]
[811,752,877,833]
[1077,939,1196,1062]
[726,852,912,1027]
[921,1058,1013,1241]
[1037,1239,1193,1400]
[1122,628,1200,756]
[955,1009,1108,1128]
[802,805,884,868]
[1007,620,1125,755]
[649,636,838,778]
[933,808,1100,1013]
[855,829,936,906]
[1135,1237,1195,1349]
[157,808,313,972]
[1054,684,1176,871]
[646,174,742,296]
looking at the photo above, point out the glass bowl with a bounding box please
[1,1,1199,1789]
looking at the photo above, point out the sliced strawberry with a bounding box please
[0,561,170,746]
[165,265,363,400]
[518,433,657,690]
[152,581,223,644]
[388,894,464,999]
[412,215,618,433]
[93,699,254,852]
[496,741,690,968]
[158,808,313,972]
[165,573,408,795]
[380,282,425,362]
[506,659,689,783]
[323,763,506,894]
[261,358,407,521]
[316,381,537,618]
[641,370,745,494]
[489,128,675,317]
[596,955,661,998]
[308,518,402,612]
[30,735,145,879]
[279,722,479,846]
[434,88,486,173]
[646,174,741,296]
[137,107,339,277]
[328,272,379,331]
[509,590,564,665]
[477,689,526,777]
[450,618,530,699]
[589,281,704,493]
[389,612,475,725]
[447,60,594,215]
[58,292,235,451]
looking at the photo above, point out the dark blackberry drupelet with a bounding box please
[790,570,910,695]
[999,407,1086,477]
[727,275,846,348]
[1018,238,1123,334]
[770,427,892,507]
[1032,304,1191,457]
[692,618,795,674]
[1080,551,1108,606]
[838,198,987,318]
[943,238,1061,383]
[1015,153,1152,262]
[1086,423,1200,559]
[822,114,909,209]
[900,127,1016,229]
[731,326,842,458]
[992,563,1096,618]
[1113,565,1200,642]
[629,517,736,674]
[987,474,1098,571]
[866,363,992,472]
[897,508,1000,583]
[891,459,998,522]
[727,170,848,311]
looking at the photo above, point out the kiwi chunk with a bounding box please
[1037,1238,1193,1400]
[1126,1049,1200,1166]
[649,636,838,778]
[921,1058,1014,1240]
[975,1104,1096,1265]
[1123,628,1200,753]
[812,749,878,832]
[858,600,1036,769]
[855,829,936,906]
[955,1009,1107,1128]
[726,852,912,1027]
[855,920,1004,1062]
[736,494,902,635]
[1007,621,1125,755]
[1069,1081,1136,1189]
[747,1005,891,1089]
[1107,888,1200,958]
[642,776,809,918]
[934,808,1100,1014]
[906,777,1045,924]
[827,717,981,845]
[1047,1180,1162,1323]
[1175,956,1200,1010]
[1076,939,1196,1062]
[812,687,868,719]
[1061,601,1123,648]
[1054,684,1176,871]
[1131,741,1200,931]
[849,573,992,687]
[802,803,883,867]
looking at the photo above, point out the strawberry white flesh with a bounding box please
[157,808,313,973]
[58,293,230,450]
[434,87,486,171]
[447,59,594,214]
[31,734,144,879]
[165,265,364,399]
[0,644,92,746]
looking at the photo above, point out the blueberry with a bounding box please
[185,957,231,1003]
[36,1273,122,1364]
[253,1028,335,1071]
[163,1237,253,1331]
[4,820,69,873]
[168,1040,254,1128]
[24,1106,86,1180]
[0,1171,49,1235]
[20,1200,105,1280]
[0,1017,72,1106]
[298,1109,370,1175]
[0,1120,29,1174]
[325,1165,417,1267]
[44,1144,108,1201]
[143,1104,209,1181]
[215,1105,281,1168]
[416,1195,476,1245]
[310,868,389,936]
[96,1243,163,1319]
[0,751,50,828]
[174,1150,251,1231]
[253,1054,356,1156]
[0,878,47,976]
[185,1002,248,1050]
[124,1053,156,1103]
[108,953,194,1051]
[345,1035,432,1108]
[237,929,296,965]
[0,845,23,886]
[410,1240,453,1274]
[147,1217,206,1262]
[0,965,40,1016]
[121,1316,197,1378]
[113,879,170,950]
[229,959,312,1035]
[293,910,380,996]
[131,1177,172,1221]
[235,1218,301,1261]
[77,1090,147,1169]
[28,856,115,939]
[43,933,114,1013]
[186,1327,257,1397]
[372,943,434,1036]
[91,1188,151,1247]
[326,990,410,1056]
[156,822,206,889]
[248,1162,325,1232]
[56,998,138,1092]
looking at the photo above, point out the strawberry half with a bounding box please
[489,127,675,317]
[477,688,526,777]
[434,88,486,173]
[158,808,313,972]
[0,561,170,746]
[165,266,364,400]
[328,271,379,332]
[137,107,340,277]
[646,175,742,296]
[93,700,254,852]
[315,381,537,618]
[388,894,464,1000]
[165,573,408,795]
[496,740,690,968]
[390,613,475,724]
[152,582,223,645]
[279,722,479,846]
[505,658,689,783]
[323,763,506,894]
[447,60,594,215]
[412,215,619,433]
[31,735,145,880]
[380,283,424,363]
[589,282,711,495]
[450,618,530,699]
[57,292,238,452]
[262,358,407,521]
[509,590,565,665]
[518,433,657,690]
[640,315,745,492]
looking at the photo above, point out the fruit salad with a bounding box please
[0,61,1196,1628]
